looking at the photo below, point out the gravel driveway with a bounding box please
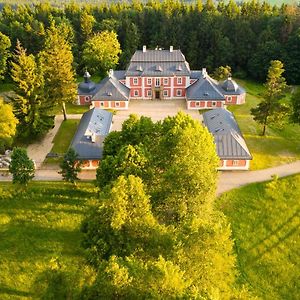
[111,99,202,131]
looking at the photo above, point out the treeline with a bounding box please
[0,0,300,83]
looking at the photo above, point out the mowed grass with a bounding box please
[0,181,97,299]
[229,80,300,170]
[217,174,300,300]
[44,119,79,165]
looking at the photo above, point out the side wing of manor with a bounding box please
[78,46,245,109]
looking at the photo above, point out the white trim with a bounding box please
[177,77,182,84]
[133,78,138,85]
[176,89,182,97]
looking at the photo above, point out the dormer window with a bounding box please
[106,91,112,96]
[136,65,143,72]
[203,92,209,96]
[176,64,182,71]
[156,65,162,72]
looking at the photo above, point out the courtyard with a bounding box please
[110,99,202,131]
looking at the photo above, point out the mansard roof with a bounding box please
[70,108,113,160]
[203,108,252,160]
[78,71,101,95]
[219,77,245,95]
[126,47,191,76]
[92,71,130,102]
[187,70,225,101]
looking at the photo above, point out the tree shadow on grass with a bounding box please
[0,223,84,262]
[0,284,31,298]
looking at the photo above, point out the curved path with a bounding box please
[1,161,300,196]
[217,160,300,195]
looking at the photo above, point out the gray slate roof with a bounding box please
[203,108,252,160]
[92,71,130,101]
[187,74,225,101]
[126,49,191,77]
[70,108,113,160]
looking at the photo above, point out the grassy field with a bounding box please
[44,119,79,165]
[229,80,300,170]
[217,174,300,300]
[0,181,97,299]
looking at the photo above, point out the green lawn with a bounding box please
[0,181,96,299]
[229,80,300,170]
[44,119,79,165]
[217,174,300,300]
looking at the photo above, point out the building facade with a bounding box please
[78,46,246,110]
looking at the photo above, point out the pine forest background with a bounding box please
[0,0,300,84]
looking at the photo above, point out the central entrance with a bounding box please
[155,91,160,100]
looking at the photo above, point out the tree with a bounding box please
[59,148,81,184]
[39,22,77,118]
[11,41,53,139]
[9,147,35,185]
[82,31,121,76]
[0,32,11,80]
[213,65,232,81]
[0,98,18,152]
[80,10,95,41]
[251,60,288,135]
[291,87,300,124]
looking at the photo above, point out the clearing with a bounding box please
[0,181,96,299]
[217,174,300,300]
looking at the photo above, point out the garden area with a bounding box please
[0,181,97,299]
[229,80,300,170]
[44,119,79,165]
[217,174,300,300]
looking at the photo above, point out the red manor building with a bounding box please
[78,46,246,109]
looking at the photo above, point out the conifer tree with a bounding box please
[251,60,288,135]
[59,148,81,184]
[9,147,35,185]
[291,87,300,124]
[39,22,77,118]
[11,41,52,139]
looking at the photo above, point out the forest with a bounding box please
[0,0,300,84]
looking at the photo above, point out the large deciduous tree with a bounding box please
[9,147,35,185]
[39,22,77,117]
[82,31,121,76]
[251,60,288,135]
[80,113,249,299]
[0,98,18,152]
[0,32,11,81]
[11,41,53,139]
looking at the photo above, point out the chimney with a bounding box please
[142,45,146,53]
[170,45,173,52]
[202,68,207,78]
[91,133,96,143]
[228,76,232,81]
[108,69,113,78]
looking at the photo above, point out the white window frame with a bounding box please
[133,78,138,85]
[155,78,160,87]
[115,102,120,107]
[176,89,182,97]
[196,101,200,107]
[233,160,239,166]
[227,96,232,102]
[212,101,216,107]
[163,90,168,97]
[164,78,168,85]
[85,96,91,102]
[147,78,152,85]
[134,90,139,97]
[147,90,152,97]
[100,102,104,107]
[177,77,182,84]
